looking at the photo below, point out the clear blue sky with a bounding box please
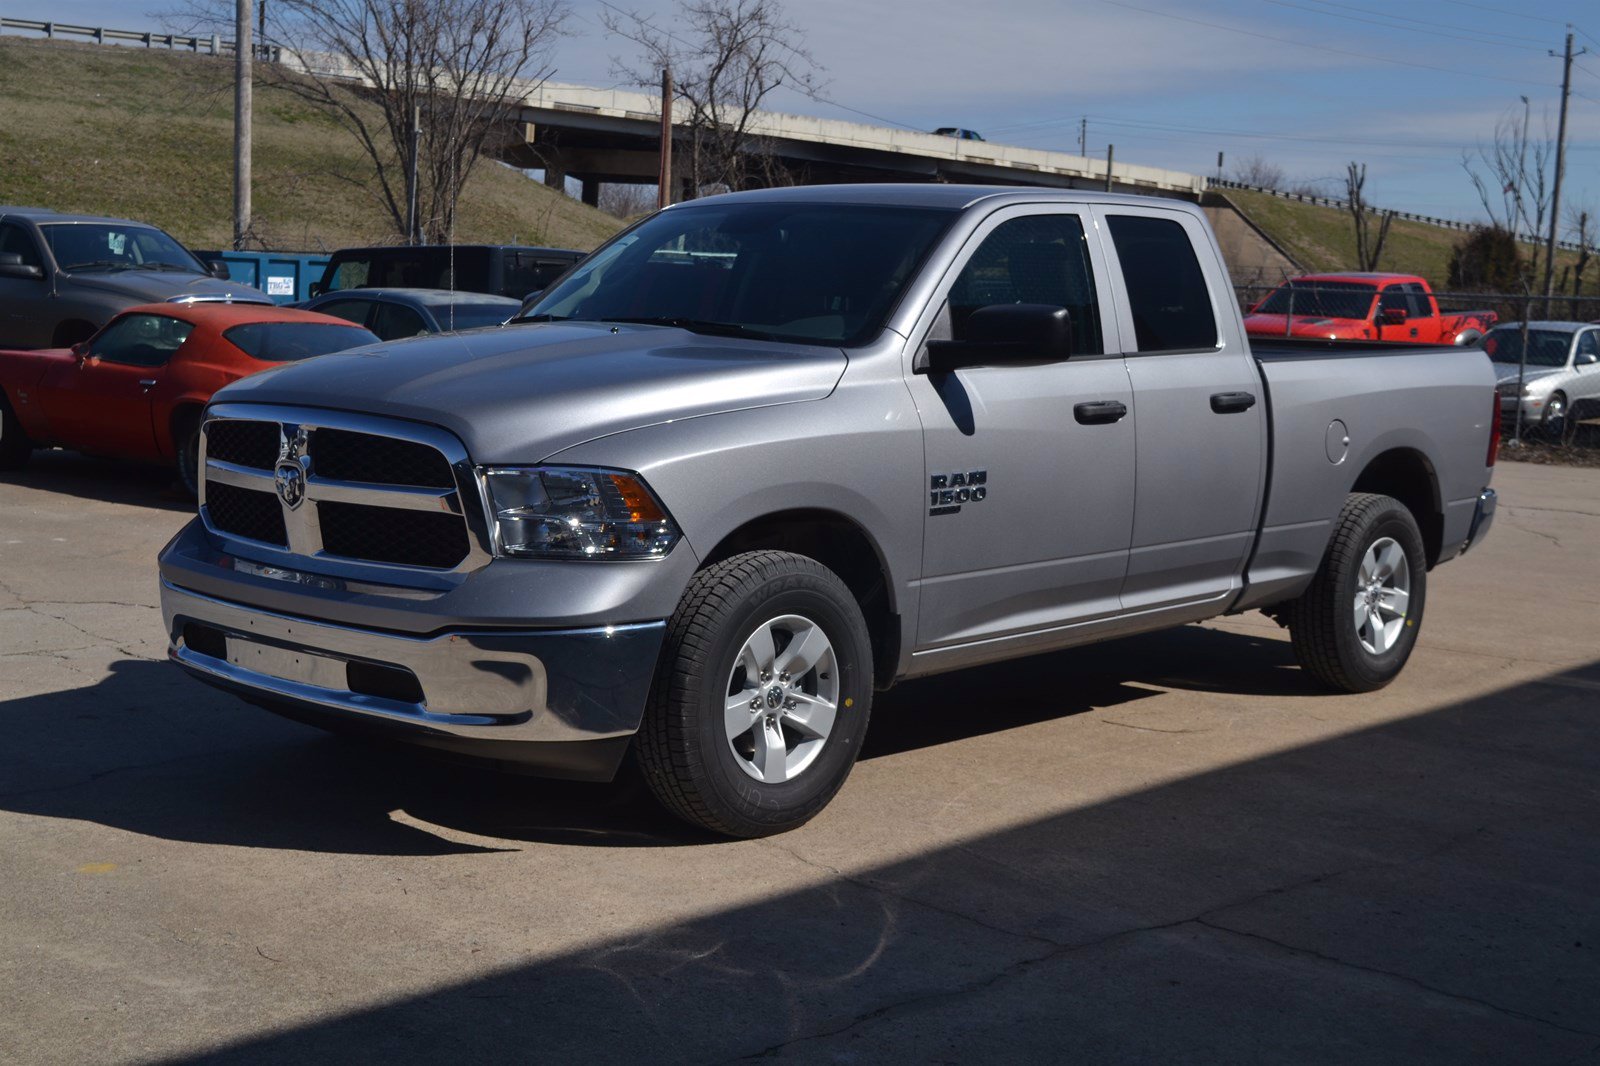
[6,0,1598,230]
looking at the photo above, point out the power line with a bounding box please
[1432,0,1568,25]
[1260,0,1549,51]
[1095,0,1556,87]
[1293,0,1551,45]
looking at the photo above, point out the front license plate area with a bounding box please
[225,636,348,690]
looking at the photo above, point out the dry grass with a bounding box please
[0,37,623,252]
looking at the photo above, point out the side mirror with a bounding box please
[1381,308,1408,325]
[921,304,1073,374]
[70,342,88,360]
[0,252,44,280]
[206,259,232,280]
[309,281,327,298]
[1579,351,1599,365]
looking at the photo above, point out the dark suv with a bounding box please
[309,244,584,301]
[0,207,267,348]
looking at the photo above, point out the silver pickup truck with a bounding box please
[157,186,1499,837]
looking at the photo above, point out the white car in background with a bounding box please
[1485,322,1600,439]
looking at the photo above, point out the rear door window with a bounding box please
[224,322,379,361]
[1104,214,1217,352]
[313,299,375,328]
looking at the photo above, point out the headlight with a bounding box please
[481,466,682,559]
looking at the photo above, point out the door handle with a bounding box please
[1210,391,1256,414]
[1074,400,1128,425]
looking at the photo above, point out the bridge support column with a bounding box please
[580,179,600,208]
[543,162,568,192]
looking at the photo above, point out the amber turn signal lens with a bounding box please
[609,473,667,523]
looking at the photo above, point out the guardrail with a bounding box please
[1209,177,1590,253]
[0,17,277,60]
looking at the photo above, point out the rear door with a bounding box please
[1094,206,1267,611]
[909,205,1137,650]
[0,220,52,348]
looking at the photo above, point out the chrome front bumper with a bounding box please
[161,580,666,778]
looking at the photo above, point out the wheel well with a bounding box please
[169,403,203,456]
[1350,448,1443,565]
[52,320,96,347]
[703,510,899,689]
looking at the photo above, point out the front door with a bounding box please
[1094,206,1267,610]
[36,312,195,458]
[907,206,1137,652]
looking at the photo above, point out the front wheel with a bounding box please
[636,551,874,837]
[1285,493,1428,693]
[1540,392,1570,444]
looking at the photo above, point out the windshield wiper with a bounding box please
[599,316,777,340]
[138,262,202,273]
[63,260,135,273]
[506,313,568,325]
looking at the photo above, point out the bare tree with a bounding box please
[259,0,568,243]
[1228,154,1288,191]
[1565,205,1595,319]
[602,0,821,198]
[1461,104,1554,283]
[1344,162,1393,272]
[598,183,659,219]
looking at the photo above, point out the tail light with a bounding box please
[1487,388,1501,466]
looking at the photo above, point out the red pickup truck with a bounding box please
[1243,273,1496,345]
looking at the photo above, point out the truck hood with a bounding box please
[68,269,266,304]
[212,320,848,463]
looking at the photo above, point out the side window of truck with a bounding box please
[948,214,1103,355]
[1104,215,1217,352]
[1405,283,1432,317]
[1379,286,1407,317]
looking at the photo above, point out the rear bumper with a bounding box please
[160,579,666,780]
[1461,488,1496,555]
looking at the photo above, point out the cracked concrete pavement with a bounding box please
[1,451,1597,1063]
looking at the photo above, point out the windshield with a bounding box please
[224,321,379,361]
[42,223,206,274]
[521,202,958,346]
[321,248,493,292]
[1483,328,1572,367]
[1256,280,1377,320]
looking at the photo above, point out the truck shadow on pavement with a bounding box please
[0,449,192,512]
[0,625,1311,854]
[163,659,1600,1061]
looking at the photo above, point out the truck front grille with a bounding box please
[199,409,483,573]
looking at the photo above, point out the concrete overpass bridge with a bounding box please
[492,80,1208,206]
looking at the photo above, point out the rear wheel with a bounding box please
[636,551,874,837]
[0,391,33,470]
[1285,493,1428,693]
[173,414,202,498]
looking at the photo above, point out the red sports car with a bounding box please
[0,300,378,493]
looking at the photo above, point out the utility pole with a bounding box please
[232,0,252,250]
[657,67,673,210]
[1079,117,1086,157]
[1216,151,1224,183]
[1543,28,1586,298]
[405,103,421,245]
[1104,144,1114,192]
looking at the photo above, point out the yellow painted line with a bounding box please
[76,862,117,875]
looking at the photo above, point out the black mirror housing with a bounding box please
[207,259,232,280]
[921,304,1073,373]
[0,252,44,280]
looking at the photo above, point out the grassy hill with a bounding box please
[1224,188,1591,294]
[0,37,623,252]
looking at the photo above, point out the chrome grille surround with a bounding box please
[199,403,493,585]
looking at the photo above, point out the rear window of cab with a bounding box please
[224,321,380,362]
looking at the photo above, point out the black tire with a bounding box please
[1285,493,1428,693]
[174,414,202,498]
[1541,391,1570,444]
[636,551,874,838]
[0,390,33,470]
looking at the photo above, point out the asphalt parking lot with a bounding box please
[2,452,1597,1063]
